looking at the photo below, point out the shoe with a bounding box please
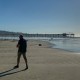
[13,65,19,69]
[24,66,28,70]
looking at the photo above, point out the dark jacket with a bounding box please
[17,39,27,53]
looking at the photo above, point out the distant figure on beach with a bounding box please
[14,35,28,70]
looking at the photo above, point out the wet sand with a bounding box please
[0,40,80,80]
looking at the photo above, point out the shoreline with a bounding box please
[41,39,76,53]
[0,37,80,53]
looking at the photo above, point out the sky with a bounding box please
[0,0,80,36]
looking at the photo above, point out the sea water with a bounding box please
[49,38,80,53]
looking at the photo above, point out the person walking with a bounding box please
[14,35,28,70]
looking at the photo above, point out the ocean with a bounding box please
[49,38,80,53]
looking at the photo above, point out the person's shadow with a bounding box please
[0,68,27,77]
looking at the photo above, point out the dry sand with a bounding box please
[0,40,80,80]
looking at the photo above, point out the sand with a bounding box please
[0,40,80,80]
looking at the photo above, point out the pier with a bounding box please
[0,33,75,38]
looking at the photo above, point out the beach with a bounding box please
[0,40,80,80]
